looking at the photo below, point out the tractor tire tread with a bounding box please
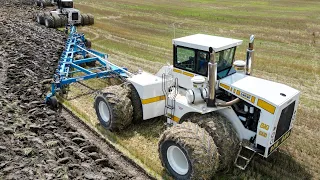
[187,113,240,171]
[99,85,133,131]
[128,84,143,124]
[159,122,219,179]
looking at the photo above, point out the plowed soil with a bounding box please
[0,1,150,179]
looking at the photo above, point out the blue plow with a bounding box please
[45,26,130,106]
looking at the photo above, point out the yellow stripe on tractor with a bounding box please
[257,99,275,114]
[141,95,166,104]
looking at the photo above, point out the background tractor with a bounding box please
[35,0,94,28]
[34,0,57,8]
[93,33,300,179]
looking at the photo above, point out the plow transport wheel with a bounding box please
[94,85,133,131]
[158,122,219,179]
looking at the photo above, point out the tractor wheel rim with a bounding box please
[45,19,48,27]
[98,100,110,124]
[167,145,189,175]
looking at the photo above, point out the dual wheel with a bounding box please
[36,13,68,28]
[35,0,53,8]
[94,83,142,131]
[81,14,94,26]
[94,84,240,179]
[159,114,240,179]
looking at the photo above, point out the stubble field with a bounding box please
[65,0,319,179]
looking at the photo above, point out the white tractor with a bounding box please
[35,0,94,28]
[94,34,300,179]
[34,0,57,8]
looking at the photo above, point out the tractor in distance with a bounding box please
[36,0,94,28]
[34,0,57,8]
[94,34,300,179]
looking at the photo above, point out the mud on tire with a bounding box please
[45,15,54,28]
[158,122,219,179]
[87,14,95,25]
[94,85,133,131]
[82,14,89,26]
[51,13,62,28]
[128,84,143,124]
[187,113,240,171]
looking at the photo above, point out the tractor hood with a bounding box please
[219,73,300,107]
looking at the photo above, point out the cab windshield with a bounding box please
[174,46,236,79]
[215,47,236,79]
[61,2,73,8]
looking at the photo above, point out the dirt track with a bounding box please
[0,1,150,179]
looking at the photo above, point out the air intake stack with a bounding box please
[245,35,255,75]
[207,51,217,107]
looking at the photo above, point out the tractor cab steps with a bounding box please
[234,141,257,170]
[162,73,178,124]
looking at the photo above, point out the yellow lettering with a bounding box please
[260,123,270,130]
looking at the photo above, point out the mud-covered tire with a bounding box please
[36,13,45,25]
[44,16,54,28]
[94,85,133,131]
[51,13,61,28]
[159,122,219,179]
[35,0,40,6]
[82,14,89,26]
[87,14,94,25]
[187,113,240,171]
[59,15,68,27]
[40,0,51,8]
[128,84,143,124]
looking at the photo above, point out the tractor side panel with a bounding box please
[127,72,165,120]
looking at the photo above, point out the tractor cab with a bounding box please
[58,0,73,8]
[172,34,242,89]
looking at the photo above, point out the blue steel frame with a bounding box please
[45,26,128,102]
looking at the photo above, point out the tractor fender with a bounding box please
[217,107,256,141]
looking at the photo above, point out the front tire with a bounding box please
[158,122,219,179]
[94,85,133,131]
[187,113,240,171]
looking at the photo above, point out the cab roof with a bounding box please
[173,34,243,52]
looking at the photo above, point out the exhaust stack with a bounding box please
[207,51,217,107]
[245,35,255,75]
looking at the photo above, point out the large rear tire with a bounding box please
[44,16,54,28]
[158,122,219,179]
[128,84,143,124]
[187,113,240,171]
[94,85,133,131]
[87,14,95,25]
[36,13,45,25]
[59,15,68,27]
[51,13,62,28]
[35,0,40,6]
[82,14,90,26]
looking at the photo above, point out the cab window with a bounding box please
[216,47,236,79]
[196,51,209,76]
[175,47,195,72]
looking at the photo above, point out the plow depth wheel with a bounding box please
[158,122,219,179]
[94,85,133,131]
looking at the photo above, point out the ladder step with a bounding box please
[235,165,246,171]
[238,155,250,161]
[243,145,256,152]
